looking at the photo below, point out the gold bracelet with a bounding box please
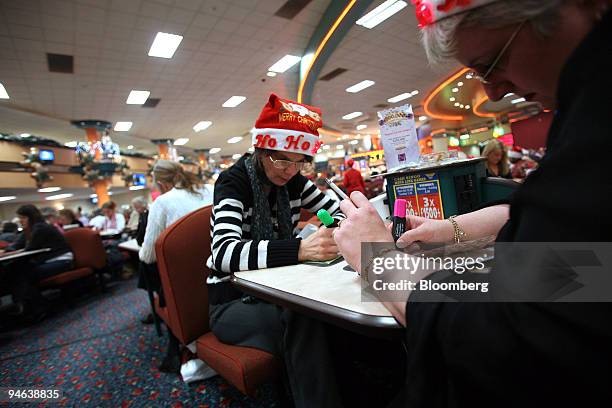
[448,215,466,243]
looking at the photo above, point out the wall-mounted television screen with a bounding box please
[132,173,146,186]
[39,149,55,162]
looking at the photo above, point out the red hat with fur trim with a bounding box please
[251,93,323,157]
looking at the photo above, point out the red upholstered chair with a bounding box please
[39,227,106,289]
[154,205,280,397]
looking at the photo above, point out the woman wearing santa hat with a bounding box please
[333,0,612,406]
[205,94,344,407]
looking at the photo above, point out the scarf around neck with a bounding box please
[244,156,293,241]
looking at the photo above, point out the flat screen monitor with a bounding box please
[38,149,55,162]
[132,173,146,186]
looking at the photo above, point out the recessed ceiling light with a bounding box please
[346,80,375,93]
[356,124,367,131]
[511,97,526,104]
[342,134,350,140]
[268,55,302,73]
[193,121,212,132]
[460,134,470,140]
[126,90,150,105]
[322,145,330,150]
[20,133,31,138]
[454,102,460,107]
[127,145,134,149]
[114,121,132,131]
[65,141,78,148]
[45,193,73,201]
[222,96,246,108]
[148,32,183,58]
[504,93,515,98]
[209,147,221,154]
[38,187,61,193]
[387,92,413,103]
[419,115,427,121]
[465,105,471,109]
[411,90,419,95]
[90,194,97,198]
[349,140,359,145]
[450,97,456,102]
[0,83,9,99]
[108,191,113,196]
[227,136,243,144]
[0,196,17,202]
[457,82,464,86]
[266,71,277,77]
[459,104,464,108]
[174,138,189,146]
[356,0,408,29]
[232,153,242,160]
[336,145,344,150]
[342,111,363,120]
[129,185,145,191]
[466,73,473,79]
[452,88,459,93]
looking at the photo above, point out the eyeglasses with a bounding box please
[269,155,312,171]
[471,21,526,85]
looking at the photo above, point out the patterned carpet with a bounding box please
[0,279,277,407]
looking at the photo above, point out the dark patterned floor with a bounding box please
[0,279,277,407]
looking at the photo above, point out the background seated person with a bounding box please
[482,139,511,178]
[97,201,125,233]
[58,208,84,228]
[3,204,73,320]
[0,221,19,243]
[126,196,148,232]
[41,207,64,234]
[206,94,343,408]
[342,158,366,196]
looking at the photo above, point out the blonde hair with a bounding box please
[153,160,202,195]
[482,139,510,176]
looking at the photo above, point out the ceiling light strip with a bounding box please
[423,67,470,121]
[297,0,358,103]
[473,95,498,118]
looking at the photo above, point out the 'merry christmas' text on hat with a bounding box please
[412,0,499,27]
[251,93,323,157]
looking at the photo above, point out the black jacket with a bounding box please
[401,11,612,408]
[8,222,72,262]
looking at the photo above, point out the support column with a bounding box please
[195,149,209,170]
[151,139,175,160]
[71,120,112,207]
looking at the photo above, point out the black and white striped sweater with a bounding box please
[206,155,343,305]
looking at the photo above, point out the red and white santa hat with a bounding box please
[412,0,499,27]
[251,93,323,157]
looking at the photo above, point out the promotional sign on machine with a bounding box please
[377,104,420,171]
[392,172,445,220]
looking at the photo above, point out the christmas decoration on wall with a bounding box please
[19,147,54,189]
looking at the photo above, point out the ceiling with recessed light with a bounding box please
[0,0,537,161]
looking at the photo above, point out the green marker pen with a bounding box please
[317,209,339,228]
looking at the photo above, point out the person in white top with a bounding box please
[97,201,125,232]
[138,160,213,264]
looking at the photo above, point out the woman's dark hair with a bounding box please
[16,204,44,228]
[58,209,78,223]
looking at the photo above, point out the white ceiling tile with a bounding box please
[175,0,204,11]
[44,29,75,45]
[110,0,142,13]
[167,6,194,25]
[8,24,45,41]
[40,0,74,18]
[139,1,170,19]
